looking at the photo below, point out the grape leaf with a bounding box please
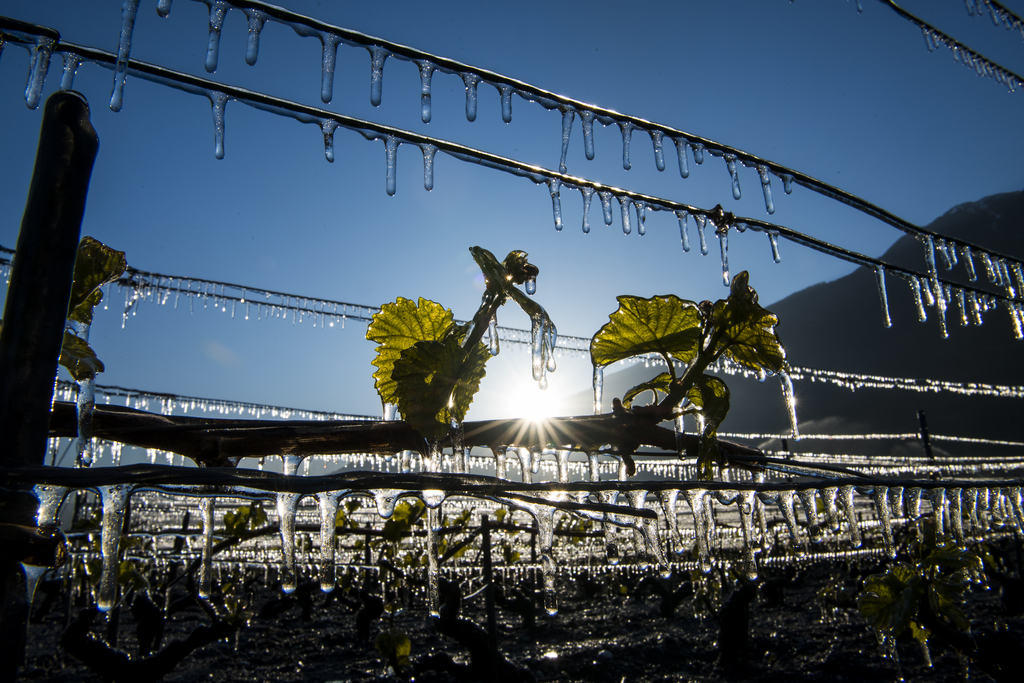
[367,297,454,407]
[58,331,104,381]
[688,376,730,480]
[67,237,127,325]
[707,271,786,374]
[391,336,488,442]
[857,563,920,636]
[622,372,673,409]
[590,295,702,368]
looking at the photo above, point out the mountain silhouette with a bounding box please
[567,189,1024,452]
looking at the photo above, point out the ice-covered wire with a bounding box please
[962,0,1024,40]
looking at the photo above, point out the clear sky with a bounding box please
[1,0,1022,422]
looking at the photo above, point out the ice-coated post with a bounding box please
[481,515,498,666]
[0,90,98,683]
[917,410,934,463]
[0,90,99,468]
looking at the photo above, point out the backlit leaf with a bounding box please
[622,372,673,409]
[67,237,127,325]
[367,297,454,407]
[58,331,104,381]
[857,563,920,636]
[591,295,701,368]
[707,271,786,374]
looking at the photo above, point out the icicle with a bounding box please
[33,485,67,528]
[837,485,862,547]
[757,165,775,214]
[821,486,841,531]
[797,489,822,543]
[525,275,537,295]
[320,119,339,163]
[650,130,666,171]
[928,488,948,538]
[198,497,214,598]
[724,154,741,200]
[276,493,300,593]
[320,34,341,103]
[599,191,614,225]
[672,138,692,180]
[618,197,632,235]
[923,236,949,338]
[629,490,670,576]
[695,214,709,255]
[659,489,683,550]
[60,53,82,91]
[25,36,56,110]
[369,46,388,106]
[874,266,893,328]
[778,174,793,194]
[97,484,131,611]
[675,211,691,252]
[243,9,266,65]
[374,489,405,518]
[692,143,705,164]
[873,487,896,558]
[208,91,228,159]
[109,0,140,112]
[766,231,782,264]
[777,490,801,545]
[317,492,341,592]
[587,451,601,482]
[779,371,799,439]
[499,85,513,123]
[204,1,227,73]
[421,144,436,191]
[425,502,441,617]
[737,490,759,580]
[581,187,594,234]
[558,108,575,174]
[635,201,647,236]
[580,110,596,160]
[157,0,173,17]
[487,312,499,356]
[592,365,604,415]
[961,245,978,281]
[461,73,480,121]
[954,288,968,325]
[417,60,434,123]
[619,122,634,170]
[890,487,905,519]
[384,135,399,196]
[493,446,508,479]
[949,488,965,545]
[718,227,730,285]
[684,489,712,572]
[548,179,563,231]
[910,277,927,321]
[555,449,571,483]
[514,447,533,484]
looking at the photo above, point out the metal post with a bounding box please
[917,410,934,463]
[0,90,98,682]
[481,515,497,666]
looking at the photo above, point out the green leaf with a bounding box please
[58,331,104,381]
[67,237,127,325]
[391,336,488,441]
[687,376,730,435]
[622,372,674,409]
[367,297,454,407]
[590,295,702,368]
[908,620,929,644]
[928,582,971,631]
[857,563,921,636]
[707,272,786,374]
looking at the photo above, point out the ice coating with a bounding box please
[71,321,96,466]
[618,197,632,235]
[374,489,404,518]
[198,497,214,598]
[157,0,173,18]
[658,489,683,550]
[487,312,499,356]
[673,138,690,178]
[757,165,775,214]
[599,191,614,225]
[97,484,131,611]
[385,135,399,196]
[676,211,691,252]
[208,91,228,159]
[319,34,341,104]
[650,130,666,172]
[724,154,742,200]
[797,488,822,543]
[695,214,709,255]
[874,266,892,328]
[890,486,904,519]
[688,489,712,573]
[421,144,437,191]
[581,186,594,234]
[910,276,927,322]
[276,492,300,593]
[767,231,782,264]
[779,370,799,438]
[243,8,267,65]
[492,446,508,479]
[928,487,948,537]
[592,365,603,415]
[923,236,949,338]
[320,119,339,162]
[628,490,670,576]
[718,227,730,286]
[580,110,596,160]
[369,46,388,106]
[109,0,140,112]
[418,61,434,123]
[692,142,705,165]
[555,449,571,483]
[559,108,575,174]
[586,451,601,482]
[461,73,480,121]
[873,487,896,558]
[949,487,965,545]
[204,1,228,73]
[25,36,55,110]
[317,491,340,592]
[426,504,441,617]
[514,447,532,484]
[777,490,801,544]
[33,485,68,528]
[781,174,794,194]
[635,201,647,236]
[619,122,634,170]
[548,179,563,231]
[837,485,862,547]
[737,490,759,580]
[499,85,513,123]
[60,53,82,91]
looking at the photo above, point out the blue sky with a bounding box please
[1,0,1022,422]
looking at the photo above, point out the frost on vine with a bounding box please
[590,271,786,479]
